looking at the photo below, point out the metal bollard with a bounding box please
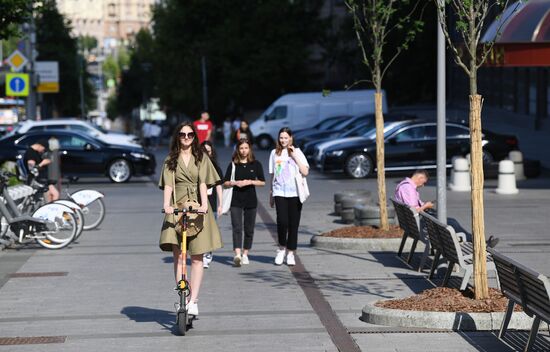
[449,157,471,192]
[495,160,518,195]
[508,151,526,181]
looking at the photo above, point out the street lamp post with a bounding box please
[437,0,447,223]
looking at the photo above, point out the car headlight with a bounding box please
[131,152,150,160]
[327,150,344,157]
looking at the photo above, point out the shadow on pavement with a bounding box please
[120,306,180,335]
[456,330,550,352]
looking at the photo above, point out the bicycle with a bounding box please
[15,156,105,232]
[0,171,78,249]
[161,206,201,336]
[14,179,85,241]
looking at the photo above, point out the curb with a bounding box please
[310,235,423,251]
[362,301,535,331]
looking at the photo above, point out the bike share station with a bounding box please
[0,137,106,250]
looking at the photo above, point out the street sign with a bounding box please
[6,73,29,97]
[36,61,60,93]
[6,50,28,72]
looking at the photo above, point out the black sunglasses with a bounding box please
[178,132,195,139]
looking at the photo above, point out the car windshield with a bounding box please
[363,122,405,140]
[342,120,376,137]
[316,116,346,130]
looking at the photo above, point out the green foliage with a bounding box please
[116,29,155,115]
[345,0,424,91]
[35,0,95,117]
[78,35,98,52]
[150,0,324,119]
[0,0,31,39]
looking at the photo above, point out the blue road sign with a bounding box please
[9,77,26,93]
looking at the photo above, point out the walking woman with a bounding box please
[269,127,309,266]
[223,140,265,267]
[159,122,223,316]
[233,119,254,146]
[201,140,223,269]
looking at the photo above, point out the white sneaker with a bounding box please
[187,301,198,316]
[274,249,286,265]
[242,255,249,265]
[203,252,213,268]
[233,254,242,267]
[286,252,296,266]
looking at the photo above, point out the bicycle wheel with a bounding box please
[54,200,85,240]
[33,204,77,249]
[82,198,105,230]
[177,292,188,336]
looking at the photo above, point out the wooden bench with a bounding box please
[488,248,550,352]
[420,211,497,291]
[391,199,430,271]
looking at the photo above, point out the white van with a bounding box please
[250,89,387,149]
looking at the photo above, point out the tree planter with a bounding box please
[362,302,535,331]
[311,235,404,251]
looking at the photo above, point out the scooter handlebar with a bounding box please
[161,207,206,215]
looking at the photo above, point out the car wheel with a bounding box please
[482,150,494,164]
[257,135,273,150]
[344,153,373,179]
[108,159,132,183]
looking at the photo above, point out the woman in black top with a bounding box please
[223,140,265,267]
[233,119,254,146]
[201,141,223,269]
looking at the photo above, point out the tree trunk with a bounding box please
[375,92,389,230]
[469,94,489,300]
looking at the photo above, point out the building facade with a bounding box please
[56,0,157,50]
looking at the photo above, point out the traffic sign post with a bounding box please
[36,61,60,93]
[6,73,30,97]
[6,50,29,72]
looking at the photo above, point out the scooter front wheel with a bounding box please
[176,292,189,336]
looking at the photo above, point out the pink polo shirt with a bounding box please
[394,177,424,208]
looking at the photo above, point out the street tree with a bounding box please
[35,0,95,117]
[151,0,323,119]
[0,0,31,39]
[345,0,423,230]
[435,0,518,300]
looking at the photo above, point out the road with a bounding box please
[0,145,548,351]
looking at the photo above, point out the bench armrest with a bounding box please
[456,232,467,242]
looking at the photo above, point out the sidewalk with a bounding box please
[0,147,549,351]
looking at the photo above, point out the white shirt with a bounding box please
[269,148,308,198]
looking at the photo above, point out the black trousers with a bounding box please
[274,196,302,251]
[230,207,257,250]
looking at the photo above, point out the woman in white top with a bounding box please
[269,127,309,266]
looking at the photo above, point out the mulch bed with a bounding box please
[376,287,522,313]
[322,225,403,239]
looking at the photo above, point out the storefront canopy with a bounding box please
[482,0,550,67]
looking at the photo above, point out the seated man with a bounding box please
[24,139,59,202]
[394,169,498,248]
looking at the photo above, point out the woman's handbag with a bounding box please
[172,171,204,237]
[293,149,310,203]
[295,171,310,203]
[220,162,235,214]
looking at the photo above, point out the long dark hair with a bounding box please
[275,127,293,156]
[201,140,220,169]
[166,122,203,171]
[232,140,255,163]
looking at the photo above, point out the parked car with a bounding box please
[0,130,155,183]
[250,89,388,149]
[11,119,141,147]
[293,115,351,141]
[302,113,417,160]
[315,120,519,179]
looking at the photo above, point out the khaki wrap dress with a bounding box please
[158,155,223,254]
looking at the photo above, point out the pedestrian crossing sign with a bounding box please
[6,73,29,97]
